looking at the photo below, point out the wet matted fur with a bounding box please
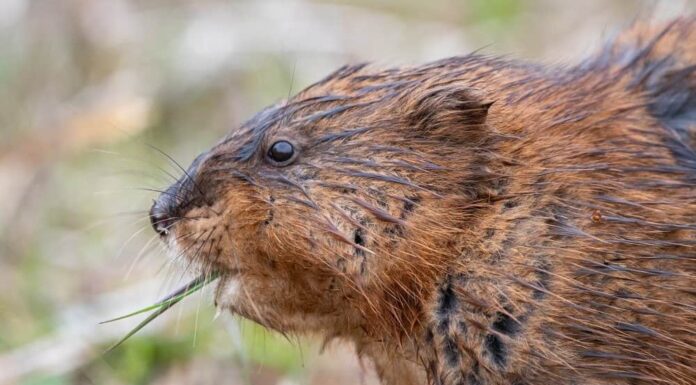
[150,18,695,385]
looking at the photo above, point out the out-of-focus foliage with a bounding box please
[0,0,692,384]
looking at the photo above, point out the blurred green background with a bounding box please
[0,1,693,384]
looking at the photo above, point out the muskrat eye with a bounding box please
[267,140,295,164]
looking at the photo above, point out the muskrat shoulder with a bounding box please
[149,18,695,385]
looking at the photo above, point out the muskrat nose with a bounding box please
[149,199,176,237]
[148,152,208,237]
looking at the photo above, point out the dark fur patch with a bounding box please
[647,64,696,149]
[615,322,658,337]
[492,312,521,336]
[264,210,274,225]
[503,199,520,209]
[425,328,434,343]
[443,337,461,367]
[467,373,482,385]
[458,320,468,334]
[436,277,458,320]
[466,362,483,385]
[353,228,366,257]
[484,333,507,367]
[435,276,464,368]
[615,288,643,299]
[385,224,405,238]
[616,23,696,169]
[403,195,421,214]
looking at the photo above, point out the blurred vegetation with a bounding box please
[0,0,692,384]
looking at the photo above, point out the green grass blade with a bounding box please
[100,274,216,324]
[102,272,221,353]
[104,293,184,353]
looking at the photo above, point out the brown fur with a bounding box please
[150,18,696,385]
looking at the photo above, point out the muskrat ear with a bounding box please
[408,86,494,143]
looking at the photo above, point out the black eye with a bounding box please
[268,140,295,164]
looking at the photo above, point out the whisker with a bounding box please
[101,169,173,185]
[88,148,185,185]
[115,221,159,261]
[115,214,193,262]
[179,230,215,280]
[155,165,183,184]
[192,267,211,348]
[146,143,206,199]
[137,187,188,201]
[74,211,150,236]
[287,59,297,99]
[124,232,162,280]
[154,231,201,292]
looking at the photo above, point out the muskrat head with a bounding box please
[149,63,495,338]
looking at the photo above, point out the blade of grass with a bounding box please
[102,272,220,353]
[100,273,217,324]
[104,290,185,353]
[153,272,219,306]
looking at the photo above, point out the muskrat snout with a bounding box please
[149,192,177,237]
[149,153,208,237]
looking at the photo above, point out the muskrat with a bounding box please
[148,18,695,385]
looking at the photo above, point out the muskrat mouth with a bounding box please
[101,270,233,352]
